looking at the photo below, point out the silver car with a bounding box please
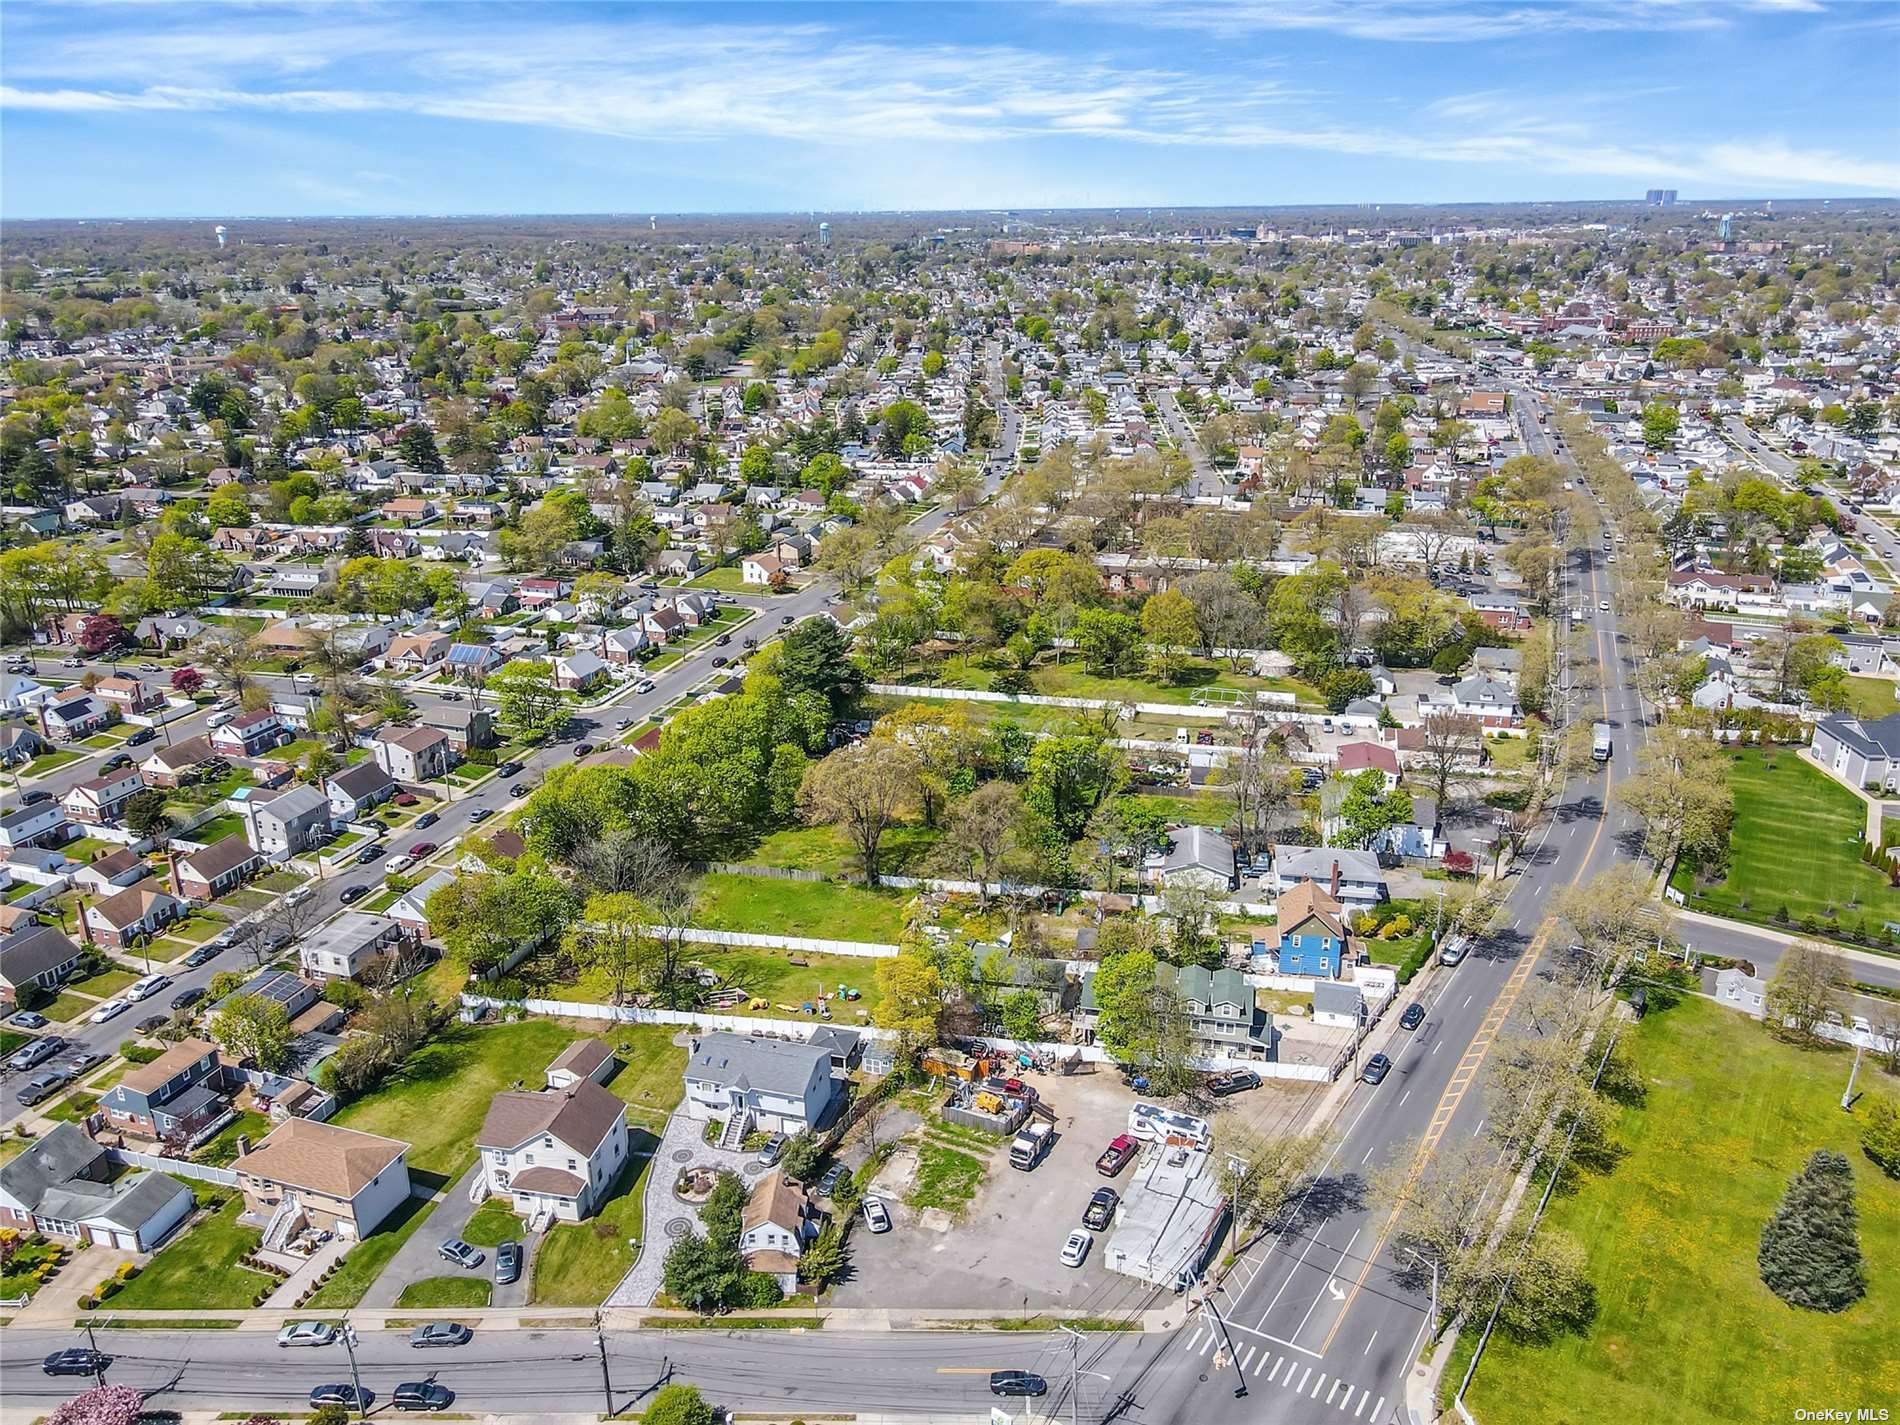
[277,1321,338,1348]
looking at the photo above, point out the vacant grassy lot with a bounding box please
[692,871,911,943]
[1464,996,1900,1425]
[395,1275,490,1308]
[596,1025,688,1131]
[109,1195,274,1310]
[741,822,942,878]
[904,1127,995,1216]
[531,1135,656,1305]
[1116,791,1234,828]
[1842,675,1900,721]
[69,965,137,998]
[1669,750,1900,935]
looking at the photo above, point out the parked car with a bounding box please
[757,1132,788,1167]
[815,1162,848,1198]
[1400,1003,1426,1031]
[714,633,731,646]
[989,1371,1048,1398]
[634,679,656,694]
[277,1321,338,1348]
[510,782,530,797]
[393,1382,455,1412]
[8,1036,62,1071]
[393,792,419,806]
[43,1349,112,1377]
[468,806,493,823]
[410,1322,472,1348]
[309,1385,373,1410]
[1438,942,1466,967]
[573,743,595,756]
[124,728,156,747]
[861,1196,892,1233]
[17,1069,73,1106]
[1206,1068,1261,1098]
[710,656,728,668]
[1083,1187,1119,1231]
[20,788,51,805]
[1060,1229,1093,1267]
[415,811,440,829]
[169,986,206,1012]
[780,614,796,625]
[182,943,224,968]
[406,841,437,859]
[89,999,129,1025]
[1095,1134,1137,1177]
[1362,1053,1393,1085]
[133,1014,169,1035]
[495,1240,522,1285]
[101,753,132,771]
[126,973,172,1002]
[356,844,387,865]
[438,1238,485,1270]
[7,1010,49,1030]
[497,761,524,777]
[339,883,371,905]
[206,710,236,728]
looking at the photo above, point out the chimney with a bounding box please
[235,1134,252,1159]
[1330,860,1341,900]
[166,848,182,898]
[76,895,94,946]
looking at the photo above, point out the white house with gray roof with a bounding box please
[682,1032,840,1136]
[1812,712,1900,792]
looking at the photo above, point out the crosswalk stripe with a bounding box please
[1311,1372,1327,1398]
[1198,1333,1215,1356]
[1337,1385,1355,1411]
[1326,1380,1342,1404]
[1185,1326,1205,1353]
[1240,1345,1256,1373]
[1294,1365,1311,1392]
[1373,1396,1386,1419]
[1357,1389,1370,1418]
[1254,1351,1271,1377]
[1268,1358,1284,1383]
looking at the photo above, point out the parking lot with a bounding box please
[832,1066,1324,1313]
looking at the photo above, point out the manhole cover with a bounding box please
[664,1217,692,1240]
[741,1162,766,1176]
[672,1148,695,1164]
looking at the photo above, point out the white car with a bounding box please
[1060,1229,1093,1268]
[126,974,172,1002]
[635,679,656,694]
[277,1321,339,1348]
[206,710,236,728]
[385,854,415,875]
[89,999,129,1024]
[1599,600,1611,612]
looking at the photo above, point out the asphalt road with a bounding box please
[0,1321,1144,1420]
[1721,415,1900,571]
[1154,390,1230,501]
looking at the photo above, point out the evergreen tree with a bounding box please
[1758,1149,1865,1312]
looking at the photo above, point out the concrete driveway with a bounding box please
[358,1169,482,1309]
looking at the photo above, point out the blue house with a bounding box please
[1254,882,1350,980]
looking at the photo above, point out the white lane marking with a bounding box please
[1432,1041,1442,1055]
[1462,995,1472,1009]
[1398,1089,1411,1107]
[1360,1142,1376,1164]
[1358,1389,1372,1417]
[1255,1352,1272,1377]
[1311,1372,1328,1398]
[1268,1358,1285,1383]
[1295,1366,1312,1393]
[1185,1326,1205,1353]
[1473,1116,1487,1138]
[1363,1331,1378,1355]
[1240,1345,1256,1373]
[1374,1396,1386,1418]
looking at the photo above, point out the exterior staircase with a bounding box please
[717,1110,752,1152]
[261,1194,305,1252]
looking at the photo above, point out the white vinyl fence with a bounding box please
[105,1149,239,1187]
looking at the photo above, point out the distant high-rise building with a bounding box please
[818,221,832,248]
[1645,189,1678,206]
[1719,213,1733,240]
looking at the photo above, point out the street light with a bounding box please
[1400,1245,1441,1344]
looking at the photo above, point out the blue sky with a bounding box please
[2,1,1896,218]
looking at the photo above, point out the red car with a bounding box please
[407,841,437,858]
[1096,1134,1137,1177]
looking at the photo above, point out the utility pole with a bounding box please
[84,1315,108,1383]
[1401,1246,1441,1344]
[1842,1040,1865,1111]
[1060,1324,1084,1425]
[593,1310,616,1417]
[1200,1291,1248,1399]
[340,1321,368,1423]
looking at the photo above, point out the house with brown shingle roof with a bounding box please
[739,1168,818,1291]
[233,1118,412,1240]
[82,884,184,949]
[476,1076,629,1222]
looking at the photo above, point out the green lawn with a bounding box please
[1842,675,1900,721]
[905,1134,990,1216]
[303,1191,437,1310]
[1116,792,1234,828]
[139,936,198,963]
[193,1110,271,1168]
[0,1029,27,1057]
[185,813,247,845]
[23,750,83,776]
[461,1198,524,1248]
[1669,750,1900,937]
[739,822,941,877]
[1464,995,1900,1425]
[68,966,137,998]
[81,730,129,749]
[37,992,93,1023]
[395,1275,490,1309]
[108,1194,275,1310]
[597,1025,689,1130]
[691,870,910,943]
[685,565,773,594]
[531,1136,655,1305]
[43,1092,101,1124]
[0,1236,65,1300]
[62,836,119,864]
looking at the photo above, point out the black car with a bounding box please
[1206,1068,1262,1098]
[134,1014,168,1034]
[356,844,387,865]
[1400,1003,1426,1031]
[780,614,795,625]
[393,1382,455,1411]
[1083,1186,1119,1231]
[1362,1052,1393,1085]
[169,986,206,1012]
[310,1385,374,1410]
[124,728,157,747]
[714,633,731,646]
[509,782,530,797]
[43,1348,112,1377]
[990,1371,1048,1398]
[100,753,133,771]
[415,811,440,829]
[710,656,728,667]
[573,743,595,756]
[20,788,51,806]
[497,761,524,777]
[495,1240,522,1285]
[339,883,371,905]
[182,943,223,968]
